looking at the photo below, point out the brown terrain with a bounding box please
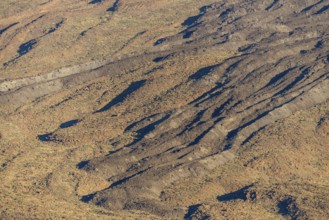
[0,0,328,219]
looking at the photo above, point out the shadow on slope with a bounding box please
[94,80,146,113]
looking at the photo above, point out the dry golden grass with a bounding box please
[1,0,329,219]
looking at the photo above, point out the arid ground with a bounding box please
[0,0,328,219]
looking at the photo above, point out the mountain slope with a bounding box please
[0,0,328,219]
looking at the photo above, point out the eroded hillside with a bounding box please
[0,0,328,219]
